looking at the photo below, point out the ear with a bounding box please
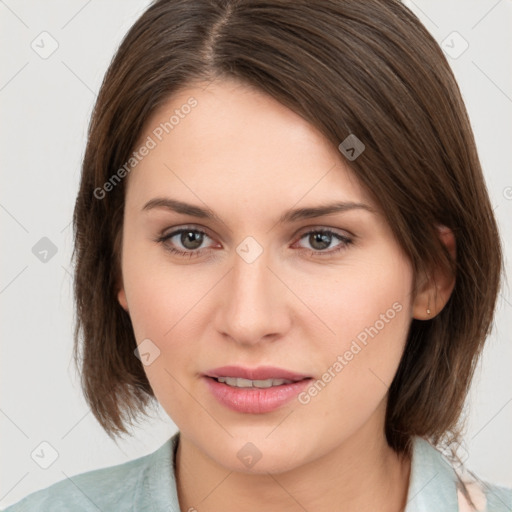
[412,225,456,320]
[117,281,129,312]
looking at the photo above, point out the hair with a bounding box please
[72,0,502,456]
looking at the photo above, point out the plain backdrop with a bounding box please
[1,0,511,507]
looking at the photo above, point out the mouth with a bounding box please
[206,376,311,388]
[202,366,314,414]
[204,365,313,382]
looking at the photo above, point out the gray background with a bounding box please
[1,0,511,507]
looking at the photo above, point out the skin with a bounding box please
[117,78,455,512]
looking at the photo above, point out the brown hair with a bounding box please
[72,0,502,455]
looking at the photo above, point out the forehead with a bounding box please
[126,79,374,214]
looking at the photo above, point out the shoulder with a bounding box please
[457,474,512,512]
[406,437,512,512]
[1,436,177,512]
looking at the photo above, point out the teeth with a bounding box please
[216,377,294,388]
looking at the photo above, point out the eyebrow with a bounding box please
[142,197,376,224]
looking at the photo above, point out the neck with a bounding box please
[175,411,411,512]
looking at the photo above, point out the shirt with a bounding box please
[2,431,511,511]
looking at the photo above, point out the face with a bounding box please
[117,78,416,473]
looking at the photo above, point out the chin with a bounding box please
[201,432,311,475]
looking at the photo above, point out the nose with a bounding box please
[214,246,292,346]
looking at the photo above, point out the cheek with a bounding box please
[310,248,412,346]
[294,251,413,423]
[122,248,211,342]
[121,261,205,422]
[120,250,216,396]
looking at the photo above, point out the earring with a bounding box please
[426,296,431,316]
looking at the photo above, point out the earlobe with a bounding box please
[117,287,129,312]
[412,225,456,320]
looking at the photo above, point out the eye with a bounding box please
[294,229,353,256]
[156,227,216,258]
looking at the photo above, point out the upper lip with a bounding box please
[205,365,312,381]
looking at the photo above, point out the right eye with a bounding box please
[157,227,218,258]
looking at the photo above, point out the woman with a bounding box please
[4,0,510,510]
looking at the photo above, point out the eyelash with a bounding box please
[155,226,353,259]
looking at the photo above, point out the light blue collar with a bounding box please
[405,436,459,511]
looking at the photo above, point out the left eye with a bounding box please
[295,229,352,253]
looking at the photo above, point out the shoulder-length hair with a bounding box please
[72,0,502,455]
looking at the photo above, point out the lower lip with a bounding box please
[203,377,312,414]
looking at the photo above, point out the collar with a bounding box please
[404,436,460,511]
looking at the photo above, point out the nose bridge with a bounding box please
[217,240,288,344]
[232,248,270,305]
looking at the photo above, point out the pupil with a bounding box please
[181,231,203,249]
[310,232,331,250]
